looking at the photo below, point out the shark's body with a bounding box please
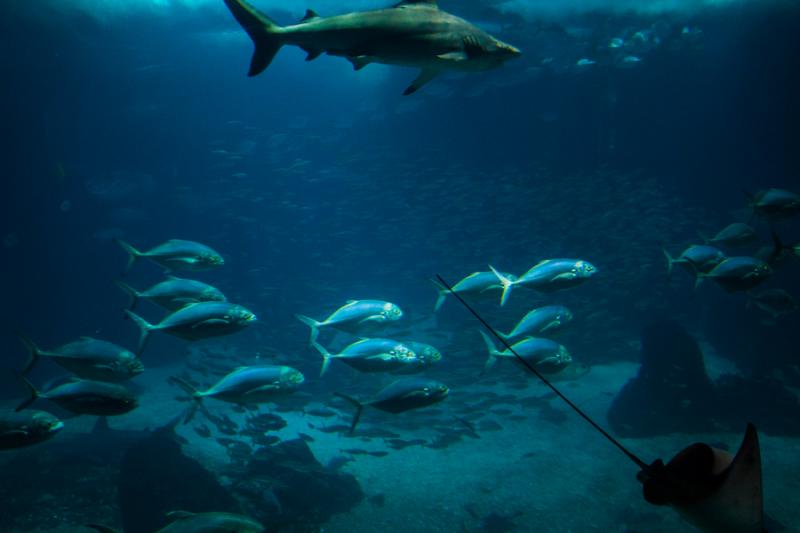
[223,0,520,94]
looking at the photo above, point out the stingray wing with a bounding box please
[676,423,763,533]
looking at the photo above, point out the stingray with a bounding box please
[436,274,770,533]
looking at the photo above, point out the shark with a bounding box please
[222,0,521,95]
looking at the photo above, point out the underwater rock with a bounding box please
[608,319,717,437]
[235,438,363,531]
[118,426,239,533]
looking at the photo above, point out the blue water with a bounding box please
[1,0,799,531]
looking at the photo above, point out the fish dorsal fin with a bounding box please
[394,0,437,7]
[166,511,195,521]
[301,9,320,21]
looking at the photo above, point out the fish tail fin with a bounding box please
[223,0,284,76]
[334,392,364,434]
[311,341,333,376]
[769,225,788,264]
[168,377,205,423]
[15,377,40,412]
[15,331,42,375]
[478,330,499,372]
[430,278,448,312]
[489,265,514,306]
[660,244,675,279]
[693,272,707,291]
[114,238,141,275]
[115,280,141,311]
[124,310,155,354]
[295,314,321,344]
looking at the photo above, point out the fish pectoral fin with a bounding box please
[348,56,371,71]
[403,69,439,96]
[2,430,29,437]
[552,272,576,281]
[172,297,200,305]
[251,383,281,393]
[191,318,230,329]
[357,315,384,324]
[436,51,468,62]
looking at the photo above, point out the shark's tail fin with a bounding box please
[115,280,142,311]
[311,341,334,376]
[223,0,284,76]
[489,265,514,306]
[334,392,364,434]
[295,314,322,344]
[16,332,43,375]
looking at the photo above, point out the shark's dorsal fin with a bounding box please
[300,9,320,21]
[394,0,437,7]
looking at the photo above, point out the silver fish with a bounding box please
[126,302,257,353]
[116,238,224,274]
[0,410,63,450]
[17,333,144,382]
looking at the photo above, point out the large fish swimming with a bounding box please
[0,410,63,450]
[126,302,257,353]
[222,0,521,95]
[17,333,144,383]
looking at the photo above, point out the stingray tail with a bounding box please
[334,392,364,434]
[489,265,514,306]
[430,278,449,312]
[223,0,284,76]
[114,238,142,275]
[16,332,43,375]
[295,314,322,344]
[310,341,333,376]
[125,310,156,354]
[15,377,40,412]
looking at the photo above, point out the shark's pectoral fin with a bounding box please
[403,69,439,96]
[302,47,323,61]
[348,56,371,71]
